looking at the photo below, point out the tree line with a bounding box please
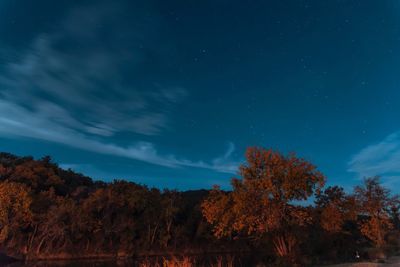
[0,148,399,266]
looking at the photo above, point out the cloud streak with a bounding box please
[348,131,400,186]
[0,6,177,136]
[0,1,239,174]
[0,99,238,173]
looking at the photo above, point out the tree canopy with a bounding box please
[202,147,325,260]
[0,150,399,266]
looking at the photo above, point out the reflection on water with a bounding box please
[3,258,256,267]
[2,254,258,267]
[4,260,135,267]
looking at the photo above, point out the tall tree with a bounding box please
[202,147,325,261]
[354,177,399,247]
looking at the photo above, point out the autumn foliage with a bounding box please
[0,149,399,266]
[354,177,399,248]
[0,153,212,261]
[202,148,400,264]
[202,147,325,262]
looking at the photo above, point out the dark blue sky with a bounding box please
[1,0,400,190]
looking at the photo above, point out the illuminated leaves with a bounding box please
[202,147,326,258]
[354,177,399,247]
[316,186,357,233]
[0,181,32,245]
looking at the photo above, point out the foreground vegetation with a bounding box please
[0,147,399,266]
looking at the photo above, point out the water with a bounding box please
[1,253,258,266]
[3,260,134,267]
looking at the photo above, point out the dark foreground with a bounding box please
[4,256,400,267]
[1,255,258,267]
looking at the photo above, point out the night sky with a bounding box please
[1,0,400,190]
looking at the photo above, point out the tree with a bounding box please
[315,186,357,233]
[312,186,359,260]
[159,190,181,248]
[0,181,32,254]
[202,147,325,261]
[80,181,152,253]
[354,177,399,247]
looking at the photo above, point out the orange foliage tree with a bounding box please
[354,177,399,247]
[202,147,325,260]
[0,181,33,254]
[315,186,357,233]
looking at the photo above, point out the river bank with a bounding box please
[323,256,400,267]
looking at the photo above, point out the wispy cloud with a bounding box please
[0,99,238,173]
[0,2,239,174]
[348,131,400,186]
[0,2,179,136]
